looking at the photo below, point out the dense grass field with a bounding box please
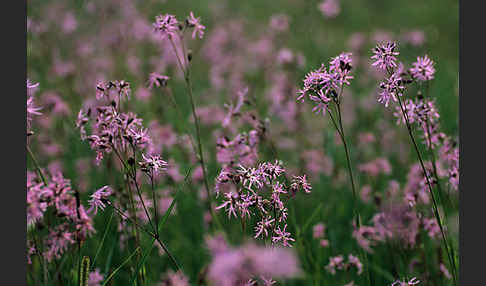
[27,0,459,285]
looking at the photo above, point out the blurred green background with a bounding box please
[27,0,458,285]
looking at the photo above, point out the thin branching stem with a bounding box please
[168,37,223,230]
[396,94,457,284]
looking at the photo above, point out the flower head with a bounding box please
[139,153,168,174]
[272,224,295,247]
[153,14,179,39]
[186,12,205,39]
[329,52,354,85]
[409,55,435,81]
[88,186,112,214]
[371,42,400,70]
[291,175,312,194]
[88,269,104,286]
[378,71,405,107]
[318,0,341,18]
[147,72,169,89]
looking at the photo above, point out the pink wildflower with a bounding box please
[186,12,205,39]
[88,186,112,214]
[410,55,435,81]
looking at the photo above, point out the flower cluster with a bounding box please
[206,235,300,286]
[96,80,131,100]
[378,71,407,107]
[325,254,363,275]
[215,161,311,247]
[394,97,441,148]
[153,12,205,40]
[76,81,152,165]
[27,170,95,263]
[439,137,459,191]
[312,223,330,247]
[353,203,420,253]
[298,52,353,114]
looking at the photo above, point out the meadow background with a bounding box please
[27,0,459,285]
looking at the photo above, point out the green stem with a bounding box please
[396,95,457,284]
[168,37,223,230]
[27,145,47,185]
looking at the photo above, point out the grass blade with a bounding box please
[92,209,115,269]
[301,203,324,234]
[130,238,156,285]
[101,246,140,286]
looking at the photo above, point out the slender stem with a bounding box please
[27,145,47,185]
[154,236,181,271]
[424,120,452,210]
[168,37,223,230]
[149,171,160,236]
[130,171,156,233]
[396,95,457,284]
[109,203,155,238]
[336,101,358,201]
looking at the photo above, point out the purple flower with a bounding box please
[147,72,169,89]
[45,223,75,262]
[163,270,190,286]
[391,277,420,286]
[291,175,312,193]
[347,254,363,275]
[88,269,104,286]
[254,217,275,239]
[272,224,295,247]
[371,42,400,70]
[409,55,435,81]
[269,14,290,33]
[207,239,300,286]
[298,65,337,105]
[325,255,345,275]
[186,12,205,39]
[378,71,404,107]
[139,153,168,174]
[27,80,42,131]
[313,223,326,239]
[216,192,238,218]
[318,0,341,19]
[88,186,112,214]
[153,14,179,39]
[27,79,39,96]
[329,52,354,86]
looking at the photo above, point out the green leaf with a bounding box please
[92,209,115,269]
[129,238,156,285]
[102,246,140,286]
[301,203,323,233]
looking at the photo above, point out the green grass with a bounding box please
[27,0,458,285]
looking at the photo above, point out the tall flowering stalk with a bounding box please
[77,80,181,274]
[298,53,372,284]
[371,42,457,283]
[298,52,360,224]
[152,12,222,227]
